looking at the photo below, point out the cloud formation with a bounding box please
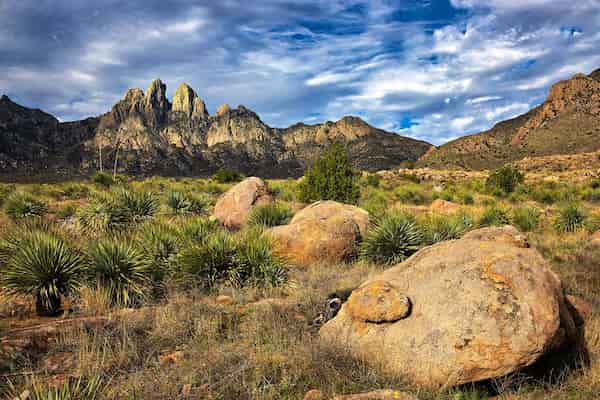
[1,0,599,144]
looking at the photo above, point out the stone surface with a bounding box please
[462,225,530,248]
[213,177,274,230]
[333,390,417,400]
[304,389,324,400]
[266,201,369,266]
[172,83,208,120]
[430,199,461,214]
[320,226,580,388]
[215,295,235,306]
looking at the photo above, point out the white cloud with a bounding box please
[450,116,475,131]
[466,96,502,104]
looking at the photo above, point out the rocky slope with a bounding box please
[0,80,431,179]
[418,69,600,170]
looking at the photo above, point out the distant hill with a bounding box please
[418,68,600,170]
[0,81,432,179]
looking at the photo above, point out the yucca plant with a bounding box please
[166,191,206,215]
[176,229,237,290]
[179,217,219,244]
[478,206,510,227]
[554,203,587,233]
[137,222,182,284]
[248,203,293,228]
[233,230,287,288]
[114,189,159,224]
[511,206,541,232]
[420,213,472,245]
[77,197,115,232]
[360,213,423,265]
[4,193,48,220]
[88,239,150,307]
[1,231,85,316]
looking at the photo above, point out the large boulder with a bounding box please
[266,201,370,266]
[213,177,273,230]
[320,226,582,388]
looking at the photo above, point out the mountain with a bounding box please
[418,69,600,170]
[0,80,432,179]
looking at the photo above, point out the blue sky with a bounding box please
[1,0,599,145]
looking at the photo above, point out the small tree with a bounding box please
[486,165,524,194]
[299,142,360,204]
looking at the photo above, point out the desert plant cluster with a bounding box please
[0,160,599,399]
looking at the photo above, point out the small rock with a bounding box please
[430,198,460,214]
[159,350,185,367]
[215,295,235,306]
[334,389,417,400]
[213,177,274,230]
[304,389,324,400]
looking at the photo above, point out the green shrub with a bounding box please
[511,206,540,232]
[61,183,90,200]
[554,203,587,233]
[359,189,390,220]
[213,168,242,183]
[459,192,474,205]
[179,217,220,244]
[394,184,427,205]
[269,179,298,202]
[582,187,600,203]
[432,191,454,202]
[479,206,510,227]
[77,197,114,232]
[362,174,381,188]
[57,204,77,219]
[419,213,472,245]
[88,239,150,306]
[360,213,423,265]
[4,193,48,220]
[485,165,524,194]
[298,142,360,204]
[248,203,292,228]
[397,172,420,183]
[8,375,107,400]
[114,189,159,223]
[0,183,16,207]
[166,191,206,215]
[91,171,115,187]
[1,231,85,316]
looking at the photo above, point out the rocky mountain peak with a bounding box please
[123,88,144,104]
[590,68,600,82]
[216,103,231,117]
[144,79,169,126]
[172,83,208,120]
[511,71,600,145]
[1,94,10,102]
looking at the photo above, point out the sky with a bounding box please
[1,0,599,145]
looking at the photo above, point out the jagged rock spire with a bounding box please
[216,103,231,117]
[144,79,169,126]
[172,83,208,119]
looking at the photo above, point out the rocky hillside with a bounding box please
[418,69,600,170]
[0,80,432,179]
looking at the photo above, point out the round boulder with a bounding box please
[213,177,273,230]
[320,226,581,388]
[266,201,370,266]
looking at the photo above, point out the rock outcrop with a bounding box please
[0,80,432,179]
[320,226,584,388]
[213,177,274,230]
[266,201,370,266]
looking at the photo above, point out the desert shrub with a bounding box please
[0,183,16,207]
[582,187,600,203]
[511,206,541,232]
[88,239,150,306]
[269,179,298,202]
[360,212,423,265]
[4,193,48,220]
[478,206,510,227]
[213,168,242,183]
[591,178,600,189]
[114,189,159,223]
[248,203,292,228]
[57,204,77,219]
[432,190,454,202]
[359,189,390,220]
[419,213,473,245]
[91,171,115,187]
[1,230,85,315]
[77,197,114,232]
[298,142,360,204]
[61,183,90,199]
[459,192,474,205]
[397,172,420,183]
[554,203,587,233]
[485,165,524,194]
[362,174,381,188]
[530,186,558,204]
[166,191,206,215]
[232,230,287,288]
[176,229,238,289]
[394,184,427,205]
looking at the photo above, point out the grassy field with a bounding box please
[0,170,598,399]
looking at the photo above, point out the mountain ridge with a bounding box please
[0,80,431,179]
